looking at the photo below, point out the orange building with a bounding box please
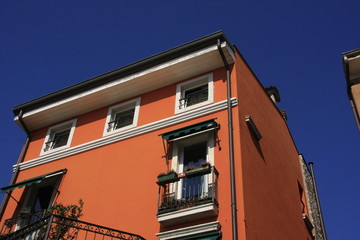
[0,32,326,240]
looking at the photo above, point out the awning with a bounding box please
[177,231,221,240]
[0,169,67,194]
[160,119,219,141]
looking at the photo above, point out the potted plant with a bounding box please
[185,162,212,178]
[157,170,179,185]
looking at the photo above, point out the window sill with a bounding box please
[157,202,218,226]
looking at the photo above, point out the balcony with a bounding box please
[0,213,145,240]
[157,166,219,226]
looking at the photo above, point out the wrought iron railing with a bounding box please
[107,109,135,132]
[0,214,145,240]
[43,130,70,152]
[157,166,218,215]
[1,210,46,235]
[179,87,208,109]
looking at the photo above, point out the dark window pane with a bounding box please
[114,108,135,129]
[183,141,207,199]
[52,129,71,149]
[184,85,208,107]
[184,141,207,167]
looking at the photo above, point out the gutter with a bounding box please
[217,39,238,240]
[0,111,30,221]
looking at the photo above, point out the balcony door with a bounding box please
[173,132,214,200]
[17,176,61,228]
[181,141,208,199]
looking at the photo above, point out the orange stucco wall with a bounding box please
[1,68,236,239]
[232,50,312,240]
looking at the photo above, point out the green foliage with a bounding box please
[47,199,84,240]
[49,199,84,219]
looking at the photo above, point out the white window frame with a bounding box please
[170,132,214,199]
[103,98,141,136]
[175,73,214,114]
[40,119,77,156]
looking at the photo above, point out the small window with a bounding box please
[41,119,77,155]
[104,98,141,136]
[175,74,213,114]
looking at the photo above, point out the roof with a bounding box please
[13,31,233,116]
[13,31,235,131]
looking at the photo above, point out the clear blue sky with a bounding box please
[0,1,359,239]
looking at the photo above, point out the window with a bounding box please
[41,119,77,155]
[104,98,141,136]
[14,170,66,230]
[175,74,214,114]
[171,132,214,200]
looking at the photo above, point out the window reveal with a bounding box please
[42,119,76,154]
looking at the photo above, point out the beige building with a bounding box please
[343,49,360,131]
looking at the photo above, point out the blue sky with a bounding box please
[0,1,359,239]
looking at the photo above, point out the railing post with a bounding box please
[43,215,54,240]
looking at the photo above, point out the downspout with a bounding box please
[0,110,30,221]
[217,39,238,240]
[308,162,327,240]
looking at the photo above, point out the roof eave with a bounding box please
[13,31,233,116]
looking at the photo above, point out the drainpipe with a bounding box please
[0,110,30,221]
[217,39,238,240]
[308,162,327,240]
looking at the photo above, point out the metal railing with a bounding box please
[157,166,218,215]
[179,88,208,109]
[1,210,46,235]
[107,109,135,132]
[0,214,145,240]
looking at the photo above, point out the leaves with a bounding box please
[49,199,84,219]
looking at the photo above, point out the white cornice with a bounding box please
[15,98,238,171]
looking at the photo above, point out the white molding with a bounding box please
[14,98,238,171]
[40,119,77,156]
[157,203,218,225]
[156,221,220,240]
[102,97,141,136]
[174,73,214,114]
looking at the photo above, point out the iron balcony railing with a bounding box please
[157,166,219,215]
[43,129,71,152]
[107,109,135,132]
[178,87,208,109]
[1,210,46,235]
[0,214,145,240]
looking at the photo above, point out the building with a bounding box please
[343,49,360,131]
[0,31,326,240]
